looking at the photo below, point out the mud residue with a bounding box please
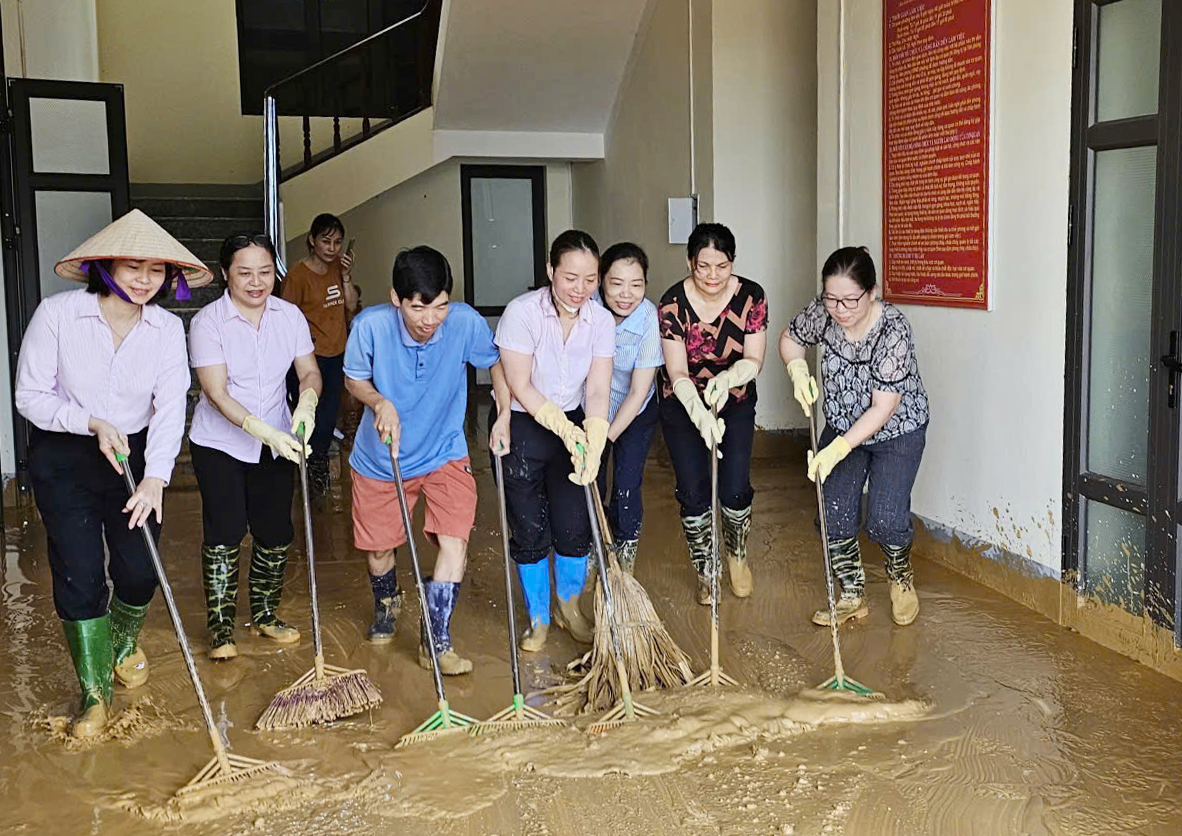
[34,695,191,751]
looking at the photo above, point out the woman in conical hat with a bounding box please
[14,208,211,739]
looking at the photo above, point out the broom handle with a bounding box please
[295,426,325,669]
[389,445,448,703]
[118,456,231,771]
[492,454,524,701]
[809,407,846,683]
[709,404,721,686]
[584,483,636,719]
[590,485,615,548]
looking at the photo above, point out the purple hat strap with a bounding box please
[78,260,193,302]
[174,269,192,301]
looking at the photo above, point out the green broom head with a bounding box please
[816,674,884,700]
[395,700,479,748]
[256,665,383,731]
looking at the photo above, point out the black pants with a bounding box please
[287,352,344,460]
[29,428,158,621]
[596,396,658,541]
[490,403,592,564]
[659,394,756,516]
[190,442,295,548]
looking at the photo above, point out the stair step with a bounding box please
[177,237,225,262]
[134,196,263,221]
[153,216,260,243]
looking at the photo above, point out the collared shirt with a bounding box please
[495,286,615,412]
[188,291,315,463]
[345,302,499,480]
[605,298,662,421]
[15,288,188,483]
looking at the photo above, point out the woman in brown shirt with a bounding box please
[282,212,358,494]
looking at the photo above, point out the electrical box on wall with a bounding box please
[668,196,698,244]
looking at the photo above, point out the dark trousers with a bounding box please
[287,352,344,460]
[190,442,295,548]
[659,394,756,516]
[596,396,658,541]
[490,404,592,564]
[818,423,927,546]
[29,428,158,621]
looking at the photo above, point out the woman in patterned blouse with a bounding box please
[780,246,929,628]
[658,223,767,605]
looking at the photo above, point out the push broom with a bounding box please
[807,407,882,699]
[388,443,478,747]
[117,454,283,795]
[470,453,565,735]
[257,426,382,730]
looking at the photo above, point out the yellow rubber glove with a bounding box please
[534,400,589,462]
[290,387,319,442]
[807,436,851,483]
[786,358,819,418]
[673,378,725,454]
[702,358,760,410]
[242,415,308,463]
[571,416,609,485]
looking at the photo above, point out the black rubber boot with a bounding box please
[366,567,402,643]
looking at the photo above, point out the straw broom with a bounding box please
[257,428,382,731]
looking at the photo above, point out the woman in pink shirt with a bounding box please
[15,209,209,739]
[188,233,322,661]
[494,230,615,653]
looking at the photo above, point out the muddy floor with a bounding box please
[2,424,1182,835]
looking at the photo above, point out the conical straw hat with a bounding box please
[55,208,213,287]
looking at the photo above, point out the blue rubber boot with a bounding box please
[418,578,472,675]
[516,559,551,652]
[553,554,592,643]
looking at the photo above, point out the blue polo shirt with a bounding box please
[345,301,498,480]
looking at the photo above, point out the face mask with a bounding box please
[552,289,579,315]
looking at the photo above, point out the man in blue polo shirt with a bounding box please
[344,246,509,675]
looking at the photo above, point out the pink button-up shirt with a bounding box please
[15,288,189,483]
[188,291,314,463]
[495,286,615,412]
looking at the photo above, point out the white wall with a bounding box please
[818,0,1073,572]
[712,0,817,431]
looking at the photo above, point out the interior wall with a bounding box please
[712,0,817,431]
[818,0,1073,571]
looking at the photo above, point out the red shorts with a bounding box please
[350,458,478,551]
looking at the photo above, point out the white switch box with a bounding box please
[668,196,698,244]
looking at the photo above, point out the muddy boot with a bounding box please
[516,560,551,652]
[418,578,472,675]
[307,454,330,498]
[883,541,919,626]
[812,536,868,626]
[109,597,150,689]
[62,616,113,738]
[680,511,714,605]
[721,504,753,598]
[616,539,639,575]
[248,542,300,644]
[553,553,593,643]
[366,567,402,643]
[811,593,869,626]
[202,544,240,660]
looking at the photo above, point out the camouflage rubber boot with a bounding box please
[882,541,919,626]
[418,578,472,675]
[615,539,639,574]
[721,504,753,598]
[201,544,240,660]
[248,541,300,644]
[812,537,868,626]
[366,566,402,643]
[680,511,714,605]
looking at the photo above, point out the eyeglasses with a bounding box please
[821,289,868,310]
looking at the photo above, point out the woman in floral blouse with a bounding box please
[780,246,929,628]
[659,223,767,604]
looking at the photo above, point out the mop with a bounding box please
[388,443,478,747]
[257,427,382,730]
[116,455,284,796]
[807,408,883,699]
[470,453,566,734]
[689,404,740,688]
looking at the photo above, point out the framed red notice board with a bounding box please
[882,0,991,309]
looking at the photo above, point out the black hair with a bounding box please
[821,246,877,292]
[391,245,453,304]
[549,229,599,270]
[687,222,736,263]
[85,259,171,305]
[219,231,277,274]
[599,242,649,280]
[306,213,345,250]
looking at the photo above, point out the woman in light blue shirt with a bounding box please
[596,242,663,572]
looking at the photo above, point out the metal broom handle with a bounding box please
[584,485,630,678]
[709,403,722,684]
[295,427,324,667]
[809,405,847,680]
[493,454,523,697]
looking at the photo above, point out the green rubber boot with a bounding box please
[202,544,241,660]
[62,616,113,738]
[248,542,300,644]
[109,597,150,688]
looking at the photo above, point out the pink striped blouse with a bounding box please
[15,288,190,484]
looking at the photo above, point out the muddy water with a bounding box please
[2,430,1181,835]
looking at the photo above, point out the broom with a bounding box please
[116,454,284,795]
[256,425,382,731]
[389,443,478,747]
[689,404,739,688]
[470,453,565,735]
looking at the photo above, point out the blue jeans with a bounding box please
[596,396,658,541]
[818,423,927,546]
